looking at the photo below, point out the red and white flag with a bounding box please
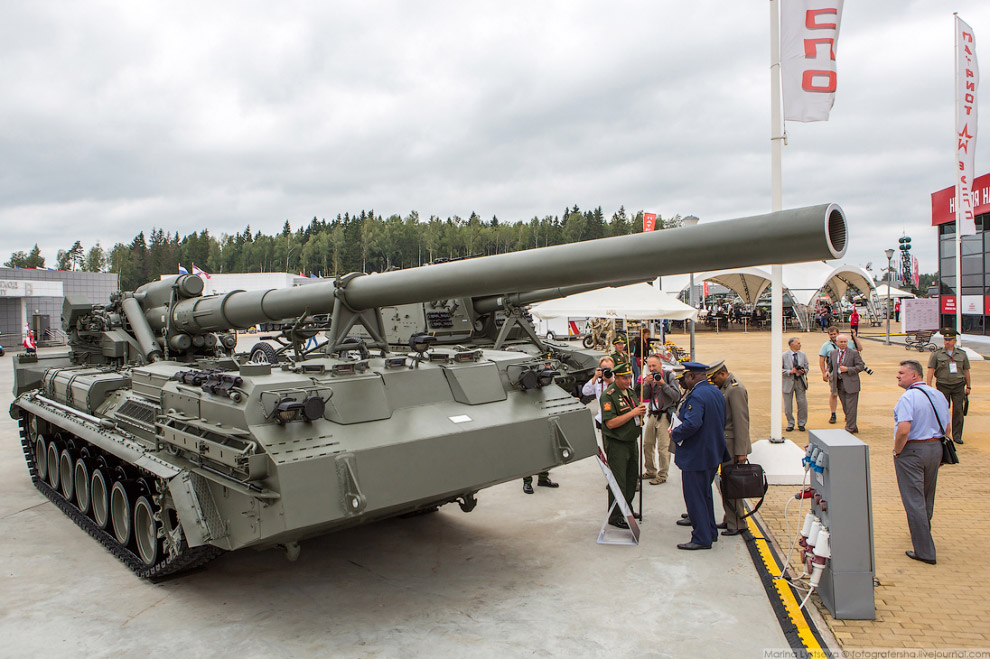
[191,264,211,279]
[956,15,979,236]
[643,213,657,232]
[781,0,844,122]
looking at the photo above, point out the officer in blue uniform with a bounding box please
[670,362,729,550]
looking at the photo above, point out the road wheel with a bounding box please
[133,496,161,566]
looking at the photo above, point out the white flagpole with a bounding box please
[769,0,784,443]
[955,13,964,339]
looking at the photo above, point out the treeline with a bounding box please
[6,206,683,291]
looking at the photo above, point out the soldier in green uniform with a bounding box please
[600,362,646,529]
[926,328,971,444]
[609,334,629,369]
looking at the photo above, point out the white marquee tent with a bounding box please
[529,283,698,321]
[873,283,916,299]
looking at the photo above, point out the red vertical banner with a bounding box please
[643,212,657,232]
[703,281,710,297]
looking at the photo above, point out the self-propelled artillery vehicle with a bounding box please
[10,204,847,578]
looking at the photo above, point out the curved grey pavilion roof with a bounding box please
[659,263,876,306]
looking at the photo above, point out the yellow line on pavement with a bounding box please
[746,514,828,658]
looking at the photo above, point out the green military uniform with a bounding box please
[609,336,629,371]
[927,335,970,443]
[600,368,641,525]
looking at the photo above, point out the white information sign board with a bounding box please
[902,298,939,333]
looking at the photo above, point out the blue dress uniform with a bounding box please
[671,371,729,547]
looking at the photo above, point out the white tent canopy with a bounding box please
[873,283,915,299]
[529,283,698,321]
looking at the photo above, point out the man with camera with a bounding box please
[642,354,681,485]
[601,362,647,529]
[782,337,809,432]
[582,355,615,432]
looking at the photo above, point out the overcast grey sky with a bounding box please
[2,1,989,276]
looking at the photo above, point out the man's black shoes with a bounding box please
[829,413,837,424]
[522,483,534,494]
[537,478,559,488]
[676,518,693,526]
[721,529,745,536]
[954,438,964,445]
[610,519,630,529]
[798,426,806,431]
[906,550,936,565]
[677,542,712,550]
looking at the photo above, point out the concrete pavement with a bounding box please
[0,345,788,659]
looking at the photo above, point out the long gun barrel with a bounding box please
[155,203,845,336]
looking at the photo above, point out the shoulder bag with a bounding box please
[913,386,958,465]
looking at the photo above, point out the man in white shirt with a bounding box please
[582,356,615,431]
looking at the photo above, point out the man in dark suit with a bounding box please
[829,334,866,433]
[670,362,728,550]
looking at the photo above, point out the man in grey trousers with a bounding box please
[782,337,809,432]
[893,360,951,565]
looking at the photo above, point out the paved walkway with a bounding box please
[683,327,990,650]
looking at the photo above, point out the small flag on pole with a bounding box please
[643,213,657,232]
[178,265,189,275]
[191,264,211,279]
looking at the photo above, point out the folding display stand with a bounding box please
[595,450,640,545]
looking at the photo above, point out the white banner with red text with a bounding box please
[956,15,979,236]
[780,0,844,123]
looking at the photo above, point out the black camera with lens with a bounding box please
[601,367,613,379]
[864,366,874,375]
[653,371,664,382]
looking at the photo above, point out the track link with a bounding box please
[17,414,224,581]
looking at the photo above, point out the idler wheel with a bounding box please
[74,458,92,515]
[46,441,61,490]
[110,480,135,546]
[133,496,161,566]
[59,448,77,502]
[90,469,111,530]
[34,435,48,482]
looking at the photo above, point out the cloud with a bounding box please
[2,1,989,276]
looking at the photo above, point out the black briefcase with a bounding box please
[719,463,769,519]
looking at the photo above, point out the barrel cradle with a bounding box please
[9,203,847,577]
